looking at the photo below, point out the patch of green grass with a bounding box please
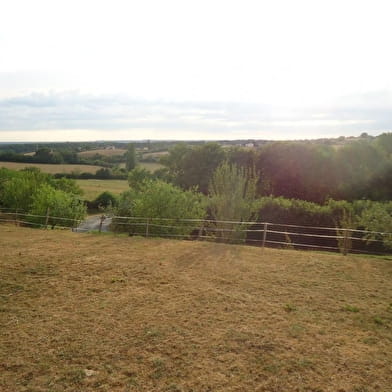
[288,324,305,338]
[362,336,378,345]
[284,303,297,312]
[144,328,164,340]
[342,304,360,313]
[151,358,167,379]
[373,316,384,326]
[0,280,24,295]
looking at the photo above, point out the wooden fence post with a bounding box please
[198,224,204,240]
[99,215,105,233]
[45,207,50,229]
[262,223,268,248]
[14,208,18,226]
[343,229,349,256]
[145,218,150,237]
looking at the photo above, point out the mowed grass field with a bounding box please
[76,179,129,200]
[1,226,391,391]
[0,162,102,174]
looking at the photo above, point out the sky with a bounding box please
[1,0,392,142]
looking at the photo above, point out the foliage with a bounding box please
[90,191,118,210]
[128,167,154,191]
[255,142,340,203]
[0,168,86,227]
[114,180,206,236]
[161,142,226,193]
[29,184,86,228]
[0,168,52,211]
[208,162,258,242]
[125,144,137,171]
[52,177,84,196]
[357,201,392,249]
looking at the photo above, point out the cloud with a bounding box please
[0,90,391,141]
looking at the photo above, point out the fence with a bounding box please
[1,208,391,256]
[0,208,83,231]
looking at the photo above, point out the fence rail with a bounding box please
[0,207,391,256]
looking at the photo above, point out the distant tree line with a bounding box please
[157,133,392,202]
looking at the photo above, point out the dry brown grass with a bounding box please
[1,225,391,392]
[78,149,127,158]
[0,162,103,174]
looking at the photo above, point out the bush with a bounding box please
[29,184,86,228]
[113,180,206,237]
[89,191,118,210]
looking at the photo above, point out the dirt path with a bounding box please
[75,215,112,232]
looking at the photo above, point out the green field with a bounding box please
[0,162,102,174]
[76,179,129,200]
[1,225,391,391]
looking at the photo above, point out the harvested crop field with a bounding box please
[0,162,103,174]
[78,149,127,158]
[0,225,391,392]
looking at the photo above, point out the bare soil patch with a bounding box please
[0,225,391,392]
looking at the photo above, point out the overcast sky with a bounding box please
[1,0,392,141]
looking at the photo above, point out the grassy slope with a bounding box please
[0,225,391,392]
[76,179,129,200]
[0,162,102,174]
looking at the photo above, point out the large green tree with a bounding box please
[161,142,226,193]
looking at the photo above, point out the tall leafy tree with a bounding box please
[208,162,258,242]
[125,143,137,171]
[161,142,226,193]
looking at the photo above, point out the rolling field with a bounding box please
[0,162,103,174]
[78,149,127,158]
[1,225,391,391]
[76,179,129,200]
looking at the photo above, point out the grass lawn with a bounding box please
[0,225,391,391]
[76,179,129,200]
[0,162,103,174]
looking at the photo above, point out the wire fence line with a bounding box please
[1,207,391,256]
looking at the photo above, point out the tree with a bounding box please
[128,167,154,191]
[208,162,258,242]
[114,180,206,236]
[0,168,51,211]
[91,191,118,210]
[29,184,86,228]
[358,201,392,249]
[255,142,340,202]
[161,143,226,193]
[125,144,137,171]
